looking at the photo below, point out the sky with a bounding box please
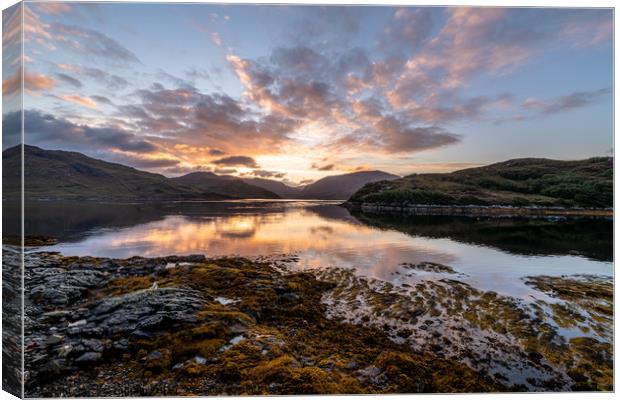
[2,2,614,185]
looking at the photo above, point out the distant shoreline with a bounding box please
[344,202,613,219]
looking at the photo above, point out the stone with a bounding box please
[75,352,102,364]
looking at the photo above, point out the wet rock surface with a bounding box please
[13,247,613,396]
[2,246,23,397]
[315,267,613,392]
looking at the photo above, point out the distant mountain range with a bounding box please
[243,171,400,200]
[171,172,280,199]
[2,145,399,201]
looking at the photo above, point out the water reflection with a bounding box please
[15,200,613,297]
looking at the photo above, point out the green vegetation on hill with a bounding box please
[349,158,613,208]
[2,145,278,201]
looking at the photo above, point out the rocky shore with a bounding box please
[344,202,613,219]
[4,245,612,396]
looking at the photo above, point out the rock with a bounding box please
[57,344,72,357]
[45,334,64,346]
[279,292,301,303]
[130,330,153,340]
[136,314,165,330]
[82,339,105,353]
[75,352,102,364]
[144,349,172,371]
[41,359,66,376]
[112,339,129,352]
[357,365,381,383]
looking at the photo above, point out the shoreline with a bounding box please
[343,202,613,219]
[7,246,612,395]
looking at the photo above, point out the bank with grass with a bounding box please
[346,157,613,218]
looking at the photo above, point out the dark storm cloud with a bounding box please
[212,156,258,168]
[245,170,286,179]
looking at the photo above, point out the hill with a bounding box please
[171,172,279,199]
[241,177,302,198]
[348,157,613,208]
[299,171,400,200]
[2,145,277,201]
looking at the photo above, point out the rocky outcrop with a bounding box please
[17,249,502,397]
[22,250,208,391]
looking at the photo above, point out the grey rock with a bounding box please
[75,352,102,364]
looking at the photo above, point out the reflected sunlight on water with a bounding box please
[34,200,612,299]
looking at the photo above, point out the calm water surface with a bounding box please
[16,200,613,299]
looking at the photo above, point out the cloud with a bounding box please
[13,6,612,177]
[3,70,57,97]
[212,155,259,168]
[311,162,334,171]
[385,8,612,113]
[61,94,97,109]
[289,6,361,46]
[35,2,72,15]
[405,94,514,124]
[374,118,460,153]
[162,164,210,176]
[106,153,180,169]
[379,8,434,53]
[214,168,237,175]
[91,95,113,105]
[4,110,158,156]
[208,148,226,156]
[3,4,22,55]
[210,32,222,46]
[119,85,299,155]
[51,23,141,64]
[522,88,611,115]
[56,73,83,88]
[56,64,130,89]
[244,170,286,179]
[24,6,140,64]
[227,44,463,156]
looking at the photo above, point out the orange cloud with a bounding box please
[61,94,97,109]
[2,70,56,97]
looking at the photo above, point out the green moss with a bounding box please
[101,275,155,296]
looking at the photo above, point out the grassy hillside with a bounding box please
[349,158,613,208]
[2,145,273,201]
